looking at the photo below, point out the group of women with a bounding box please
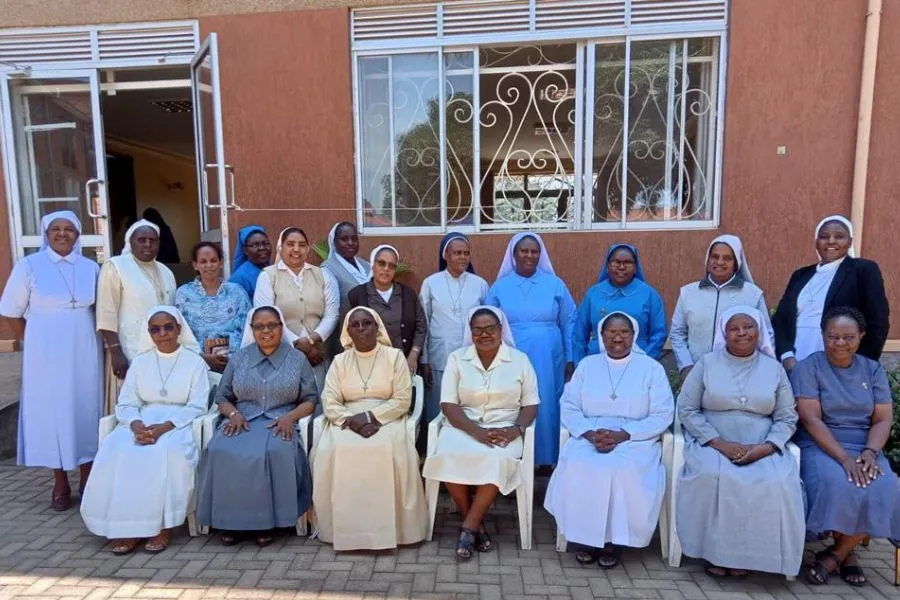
[1,210,896,587]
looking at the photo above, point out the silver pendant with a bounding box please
[739,395,747,404]
[862,382,868,390]
[160,389,168,397]
[610,393,618,400]
[452,307,461,315]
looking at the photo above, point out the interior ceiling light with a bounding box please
[150,99,192,114]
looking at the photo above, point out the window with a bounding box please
[352,1,727,233]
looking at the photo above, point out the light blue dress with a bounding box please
[175,278,251,351]
[574,244,667,362]
[228,225,268,299]
[486,271,575,466]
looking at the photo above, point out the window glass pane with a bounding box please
[392,53,441,227]
[590,42,627,223]
[478,44,577,228]
[445,51,475,226]
[623,38,718,224]
[358,57,392,227]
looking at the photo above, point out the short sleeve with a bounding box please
[789,356,820,399]
[0,259,32,318]
[872,364,892,405]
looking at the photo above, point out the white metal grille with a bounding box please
[0,21,198,68]
[352,0,728,48]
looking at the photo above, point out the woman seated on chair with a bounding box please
[196,305,317,548]
[545,312,674,569]
[675,306,805,578]
[312,307,428,551]
[422,306,539,559]
[81,306,209,555]
[791,306,900,587]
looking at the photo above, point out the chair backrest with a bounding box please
[410,374,424,429]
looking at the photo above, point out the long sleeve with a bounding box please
[252,271,275,307]
[669,293,693,370]
[169,359,210,429]
[560,364,594,438]
[645,288,667,359]
[114,365,143,425]
[755,289,775,350]
[213,359,237,405]
[228,290,252,351]
[371,351,413,423]
[412,290,427,352]
[622,362,675,441]
[419,277,433,365]
[322,359,355,425]
[859,260,889,360]
[556,279,577,363]
[772,269,803,360]
[96,261,123,332]
[764,367,798,451]
[0,259,31,318]
[313,270,340,341]
[677,358,720,444]
[573,292,593,365]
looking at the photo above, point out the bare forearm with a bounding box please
[289,401,315,421]
[804,418,852,463]
[3,317,25,342]
[515,405,538,429]
[866,421,891,451]
[441,404,481,436]
[99,329,121,349]
[217,400,238,417]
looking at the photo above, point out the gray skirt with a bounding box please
[196,416,312,531]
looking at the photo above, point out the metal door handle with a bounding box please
[201,168,221,208]
[84,178,106,218]
[224,164,241,211]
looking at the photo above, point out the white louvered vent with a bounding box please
[97,25,196,61]
[535,0,626,31]
[443,0,531,36]
[0,31,92,65]
[352,4,439,41]
[629,0,728,25]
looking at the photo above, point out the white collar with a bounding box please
[46,248,77,264]
[277,260,311,275]
[816,255,847,274]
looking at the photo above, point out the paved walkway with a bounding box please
[0,462,896,600]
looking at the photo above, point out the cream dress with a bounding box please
[422,343,539,495]
[312,338,428,550]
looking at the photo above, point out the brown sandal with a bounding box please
[144,530,172,553]
[255,533,274,548]
[51,491,72,512]
[110,538,138,555]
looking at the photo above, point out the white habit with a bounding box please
[80,345,209,538]
[0,249,102,470]
[544,352,674,548]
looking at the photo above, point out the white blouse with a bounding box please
[420,271,489,371]
[789,256,845,362]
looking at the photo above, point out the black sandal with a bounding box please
[806,548,839,585]
[456,528,476,559]
[597,546,621,569]
[475,528,493,553]
[839,554,867,587]
[575,548,599,565]
[704,562,729,579]
[220,531,245,546]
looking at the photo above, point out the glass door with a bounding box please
[191,33,234,275]
[1,70,110,262]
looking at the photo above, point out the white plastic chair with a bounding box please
[666,414,801,576]
[198,411,313,536]
[97,411,209,537]
[554,426,673,559]
[425,415,536,551]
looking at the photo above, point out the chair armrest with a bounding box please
[786,441,800,468]
[296,414,312,453]
[426,415,444,458]
[410,375,424,430]
[98,414,118,443]
[558,427,570,454]
[198,411,220,450]
[311,414,326,450]
[522,422,536,469]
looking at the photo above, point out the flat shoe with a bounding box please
[839,562,867,587]
[255,534,273,548]
[597,548,620,569]
[575,549,598,565]
[111,539,138,556]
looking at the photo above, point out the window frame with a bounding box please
[351,14,728,235]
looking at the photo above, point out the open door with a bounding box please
[191,33,235,275]
[1,70,111,262]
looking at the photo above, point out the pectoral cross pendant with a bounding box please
[68,297,77,309]
[610,393,618,400]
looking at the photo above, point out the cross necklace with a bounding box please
[354,346,381,393]
[605,356,632,400]
[53,262,79,309]
[444,271,467,316]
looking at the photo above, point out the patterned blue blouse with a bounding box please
[175,278,251,352]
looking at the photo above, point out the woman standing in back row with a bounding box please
[773,215,889,368]
[321,222,371,358]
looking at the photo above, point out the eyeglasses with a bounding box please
[251,322,282,332]
[375,259,398,270]
[149,323,177,335]
[472,325,499,337]
[245,241,271,250]
[608,259,635,268]
[349,319,376,330]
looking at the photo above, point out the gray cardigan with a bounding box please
[669,276,774,371]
